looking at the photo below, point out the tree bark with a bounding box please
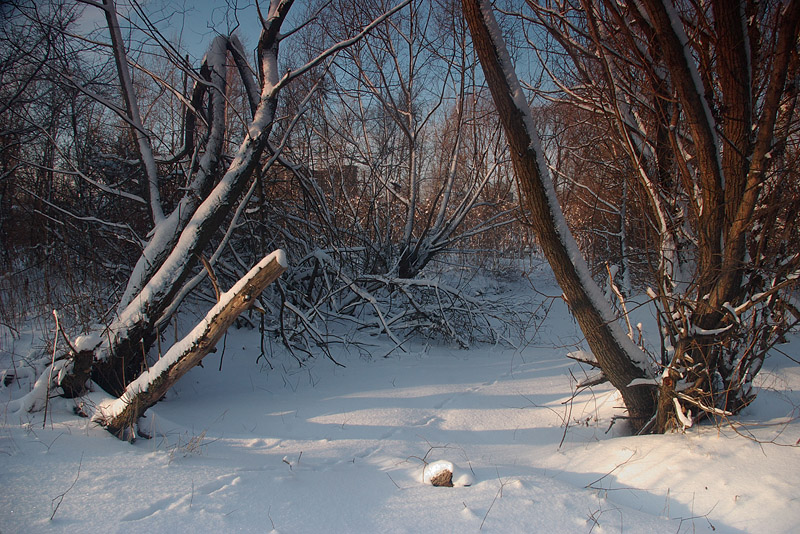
[462,0,656,431]
[635,0,725,301]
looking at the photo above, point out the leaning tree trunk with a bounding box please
[93,251,287,440]
[462,0,657,432]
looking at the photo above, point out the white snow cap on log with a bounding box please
[74,333,102,352]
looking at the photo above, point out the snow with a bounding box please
[2,271,800,533]
[690,324,734,336]
[628,377,659,387]
[7,360,69,414]
[672,397,693,429]
[73,333,102,353]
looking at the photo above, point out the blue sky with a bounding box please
[76,0,269,62]
[156,0,265,60]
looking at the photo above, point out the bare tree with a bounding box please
[462,0,657,431]
[464,0,800,432]
[301,0,516,279]
[227,0,522,354]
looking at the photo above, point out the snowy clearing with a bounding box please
[2,282,799,534]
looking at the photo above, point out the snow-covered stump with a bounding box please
[423,460,474,488]
[425,461,454,487]
[93,251,287,440]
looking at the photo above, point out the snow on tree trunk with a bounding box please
[462,0,657,432]
[56,6,290,397]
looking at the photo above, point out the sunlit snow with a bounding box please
[2,269,799,533]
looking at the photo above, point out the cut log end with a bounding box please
[430,469,454,487]
[59,350,94,398]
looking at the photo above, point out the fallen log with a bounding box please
[93,250,287,439]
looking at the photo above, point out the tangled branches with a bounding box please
[269,248,527,363]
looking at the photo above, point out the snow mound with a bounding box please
[74,333,102,352]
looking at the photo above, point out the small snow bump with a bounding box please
[454,472,474,487]
[507,479,524,489]
[74,333,102,352]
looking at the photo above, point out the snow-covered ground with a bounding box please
[2,272,799,533]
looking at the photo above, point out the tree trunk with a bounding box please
[462,0,656,431]
[93,251,287,440]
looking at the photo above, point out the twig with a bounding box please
[54,311,78,355]
[606,262,634,340]
[50,452,83,520]
[558,371,580,449]
[676,500,718,532]
[585,450,637,489]
[386,472,402,489]
[199,254,221,302]
[480,468,507,530]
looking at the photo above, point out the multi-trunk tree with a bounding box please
[464,0,800,432]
